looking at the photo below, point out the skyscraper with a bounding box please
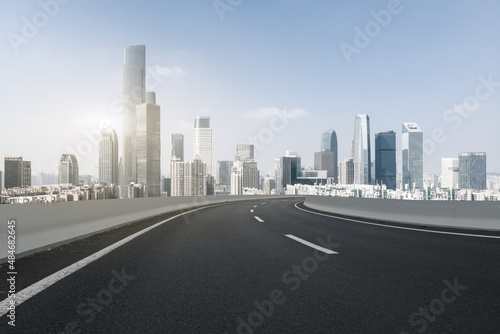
[459,152,487,190]
[122,45,146,194]
[276,151,301,195]
[375,131,396,190]
[402,122,423,190]
[193,116,213,175]
[136,92,161,197]
[235,144,254,161]
[216,161,233,185]
[171,133,184,161]
[99,127,119,186]
[4,156,31,189]
[58,154,79,185]
[441,158,459,189]
[170,158,206,196]
[353,114,371,185]
[339,159,355,185]
[242,160,259,189]
[315,129,338,183]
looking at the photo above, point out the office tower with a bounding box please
[22,161,31,188]
[441,158,459,189]
[276,151,301,195]
[99,128,119,186]
[262,178,276,195]
[459,152,487,190]
[0,170,2,190]
[402,122,423,190]
[353,114,371,185]
[375,131,397,190]
[190,157,207,196]
[58,154,79,185]
[4,156,31,189]
[171,133,184,161]
[170,158,207,196]
[231,160,243,195]
[170,158,187,196]
[136,92,161,197]
[235,144,254,161]
[242,160,259,189]
[216,161,233,185]
[193,116,213,175]
[314,152,336,181]
[162,177,171,196]
[122,45,146,194]
[339,159,355,185]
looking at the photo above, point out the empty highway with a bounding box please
[1,198,499,333]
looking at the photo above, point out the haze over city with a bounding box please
[1,0,499,177]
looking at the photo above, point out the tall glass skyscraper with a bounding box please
[459,152,487,190]
[99,128,119,186]
[122,45,146,194]
[136,92,161,197]
[353,114,371,185]
[402,122,423,190]
[375,131,396,190]
[193,116,213,175]
[171,133,184,161]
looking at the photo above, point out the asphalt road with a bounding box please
[1,198,500,333]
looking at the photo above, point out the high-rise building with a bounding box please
[59,154,79,185]
[4,156,31,189]
[339,159,354,185]
[216,161,233,185]
[170,158,207,196]
[122,45,146,195]
[315,129,338,183]
[171,133,184,161]
[99,128,119,186]
[459,152,487,190]
[314,151,336,182]
[375,131,396,190]
[262,178,276,195]
[0,170,2,191]
[402,122,423,190]
[276,151,301,195]
[441,158,459,189]
[136,92,161,197]
[230,160,243,195]
[242,160,259,189]
[353,114,371,185]
[193,116,213,175]
[235,144,254,161]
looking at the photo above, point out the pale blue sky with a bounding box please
[1,0,499,177]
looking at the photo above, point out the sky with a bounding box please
[1,0,499,178]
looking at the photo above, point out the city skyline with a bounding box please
[1,1,500,178]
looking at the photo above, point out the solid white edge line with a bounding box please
[285,234,338,254]
[254,216,265,223]
[0,205,222,317]
[294,202,500,239]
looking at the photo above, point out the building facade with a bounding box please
[136,92,161,197]
[122,45,146,196]
[276,151,301,195]
[58,154,79,185]
[441,158,459,189]
[459,152,487,190]
[99,127,119,186]
[339,159,355,185]
[216,161,233,185]
[4,156,31,189]
[375,131,396,190]
[353,114,371,185]
[402,122,423,190]
[193,116,213,175]
[171,133,184,161]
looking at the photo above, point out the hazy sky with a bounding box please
[1,0,499,178]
